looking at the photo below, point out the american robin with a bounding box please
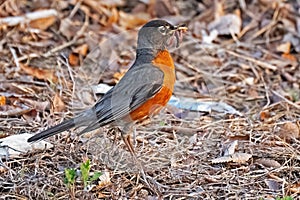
[28,19,187,156]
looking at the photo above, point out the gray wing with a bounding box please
[77,64,164,133]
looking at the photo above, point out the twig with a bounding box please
[225,49,278,71]
[9,47,20,71]
[261,74,271,109]
[0,9,58,26]
[271,90,300,110]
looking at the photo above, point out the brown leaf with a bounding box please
[20,63,58,83]
[83,0,121,26]
[74,44,89,56]
[98,6,119,26]
[22,109,38,122]
[211,156,232,164]
[20,98,49,112]
[212,153,252,164]
[59,18,80,39]
[0,96,6,106]
[0,104,32,117]
[148,0,177,18]
[106,7,119,26]
[52,94,65,112]
[68,52,80,66]
[113,69,127,82]
[29,15,56,30]
[118,11,149,29]
[260,110,271,121]
[289,183,300,193]
[230,153,252,163]
[255,158,281,168]
[0,166,8,173]
[276,42,291,54]
[281,53,297,62]
[247,88,259,98]
[278,121,300,140]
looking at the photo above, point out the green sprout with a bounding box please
[64,168,76,187]
[80,159,102,190]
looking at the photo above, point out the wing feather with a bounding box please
[79,64,164,134]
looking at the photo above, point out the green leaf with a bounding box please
[89,171,102,182]
[275,196,293,200]
[64,168,76,186]
[159,121,165,126]
[80,160,91,189]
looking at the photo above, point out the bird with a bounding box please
[28,19,187,157]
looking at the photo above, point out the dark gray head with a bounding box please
[137,19,186,51]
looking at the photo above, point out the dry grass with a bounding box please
[1,0,300,199]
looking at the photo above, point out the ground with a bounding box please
[0,0,300,199]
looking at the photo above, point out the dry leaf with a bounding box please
[0,9,57,27]
[149,0,177,18]
[276,42,291,54]
[255,158,281,168]
[281,53,297,62]
[20,63,58,83]
[118,11,149,29]
[74,44,89,56]
[265,179,280,191]
[278,121,300,140]
[29,16,56,30]
[97,6,119,26]
[92,171,111,192]
[208,12,241,35]
[212,153,252,164]
[247,88,259,98]
[0,96,6,105]
[107,7,119,25]
[68,52,80,66]
[113,69,127,82]
[223,140,238,156]
[0,104,32,116]
[243,77,255,85]
[211,156,232,164]
[0,133,53,158]
[52,94,65,112]
[230,153,252,163]
[289,183,300,193]
[59,18,80,39]
[20,98,49,113]
[0,166,8,173]
[22,109,38,122]
[98,171,111,187]
[260,110,271,121]
[214,0,224,18]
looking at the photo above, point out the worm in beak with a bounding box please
[174,24,188,48]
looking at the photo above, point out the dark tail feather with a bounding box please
[27,118,75,142]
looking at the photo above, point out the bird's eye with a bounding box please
[158,26,167,34]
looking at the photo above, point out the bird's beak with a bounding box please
[173,24,188,48]
[174,24,188,31]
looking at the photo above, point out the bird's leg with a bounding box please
[111,128,119,151]
[120,126,162,195]
[121,132,136,158]
[120,127,149,182]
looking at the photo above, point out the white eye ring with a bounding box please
[158,26,167,35]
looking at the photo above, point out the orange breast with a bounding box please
[130,50,175,121]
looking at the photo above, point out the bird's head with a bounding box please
[137,19,187,52]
